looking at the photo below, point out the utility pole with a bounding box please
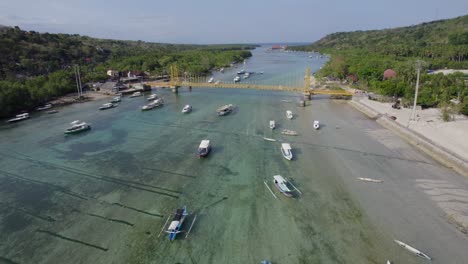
[74,65,81,98]
[408,60,422,127]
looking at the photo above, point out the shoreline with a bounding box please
[349,96,468,177]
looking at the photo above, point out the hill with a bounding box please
[0,26,254,118]
[289,15,468,113]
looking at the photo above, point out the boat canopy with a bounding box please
[273,175,292,192]
[199,140,210,148]
[168,221,180,231]
[281,143,291,150]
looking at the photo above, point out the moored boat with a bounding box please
[260,261,271,264]
[234,76,241,82]
[141,98,163,111]
[147,94,158,101]
[198,140,211,157]
[281,143,293,160]
[110,96,121,103]
[220,67,224,73]
[286,110,293,119]
[217,104,234,116]
[281,129,298,136]
[243,72,250,79]
[358,177,383,183]
[7,113,29,123]
[393,240,431,260]
[166,206,188,241]
[47,110,59,114]
[208,77,214,83]
[215,80,221,85]
[130,91,142,97]
[263,137,276,142]
[269,120,275,129]
[237,69,246,75]
[182,104,192,113]
[64,120,91,134]
[99,103,116,110]
[36,104,52,111]
[273,175,293,197]
[313,120,320,129]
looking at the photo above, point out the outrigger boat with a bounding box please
[281,143,293,160]
[130,91,142,98]
[141,98,163,111]
[286,110,293,119]
[99,103,116,110]
[217,104,234,116]
[273,175,293,197]
[269,120,275,129]
[159,206,197,241]
[64,120,91,134]
[281,129,298,136]
[393,240,431,260]
[182,104,192,113]
[110,96,121,103]
[36,104,52,111]
[7,113,29,123]
[147,94,158,101]
[358,177,383,183]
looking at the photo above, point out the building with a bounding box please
[383,69,397,80]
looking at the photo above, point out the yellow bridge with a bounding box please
[146,66,353,97]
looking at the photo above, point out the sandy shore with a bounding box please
[353,96,468,161]
[49,91,114,106]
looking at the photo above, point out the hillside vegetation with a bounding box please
[290,15,468,114]
[0,26,253,118]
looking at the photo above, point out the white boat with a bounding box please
[99,103,116,110]
[237,69,245,74]
[141,98,163,111]
[269,120,275,129]
[215,80,221,85]
[198,140,211,157]
[393,240,431,260]
[47,110,59,114]
[208,77,214,83]
[130,91,142,97]
[111,96,121,103]
[358,177,383,183]
[220,68,224,73]
[65,120,91,134]
[263,137,276,142]
[234,76,241,82]
[259,71,264,74]
[7,113,29,123]
[36,104,52,111]
[281,143,293,160]
[243,72,250,79]
[281,129,298,136]
[273,175,293,197]
[286,110,293,119]
[182,105,192,113]
[147,94,158,101]
[313,120,320,129]
[217,104,234,116]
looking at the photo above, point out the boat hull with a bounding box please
[64,126,91,134]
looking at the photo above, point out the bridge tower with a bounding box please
[170,65,180,93]
[303,68,311,100]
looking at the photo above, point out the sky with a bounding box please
[0,0,467,44]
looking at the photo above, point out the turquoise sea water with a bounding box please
[0,47,422,264]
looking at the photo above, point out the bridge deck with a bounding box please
[145,81,353,96]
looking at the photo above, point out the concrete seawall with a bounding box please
[349,100,468,177]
